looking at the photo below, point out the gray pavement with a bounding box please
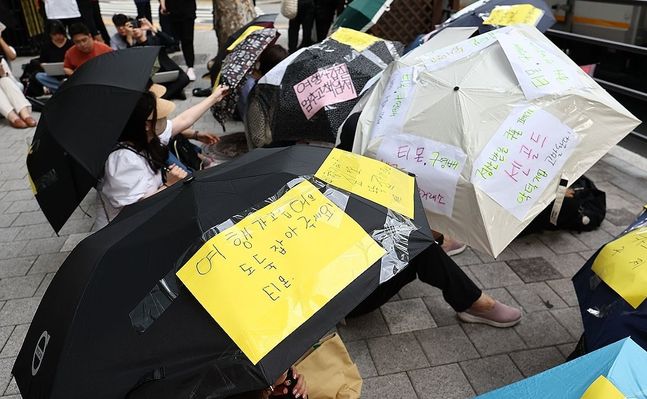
[1,12,647,399]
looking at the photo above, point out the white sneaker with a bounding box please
[187,67,196,81]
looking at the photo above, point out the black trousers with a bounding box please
[288,1,315,53]
[349,243,482,317]
[315,0,337,42]
[91,1,110,44]
[134,1,153,22]
[161,65,190,100]
[169,16,196,67]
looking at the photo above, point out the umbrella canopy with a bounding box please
[247,29,402,146]
[211,27,279,126]
[353,25,640,257]
[13,146,433,399]
[332,0,394,32]
[26,47,160,233]
[207,13,277,84]
[477,337,647,398]
[442,0,556,33]
[573,207,647,353]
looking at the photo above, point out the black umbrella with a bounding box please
[26,47,160,233]
[248,37,402,145]
[572,208,647,354]
[13,145,434,399]
[443,0,556,33]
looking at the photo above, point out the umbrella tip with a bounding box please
[453,86,460,91]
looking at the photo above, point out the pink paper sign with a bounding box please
[293,64,358,120]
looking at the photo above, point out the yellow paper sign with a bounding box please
[315,149,415,219]
[482,4,544,27]
[227,25,264,51]
[330,27,380,52]
[581,376,626,399]
[592,227,647,308]
[177,180,386,364]
[27,173,37,195]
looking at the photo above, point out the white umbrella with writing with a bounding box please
[352,25,640,257]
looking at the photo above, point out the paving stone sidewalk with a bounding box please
[1,28,646,399]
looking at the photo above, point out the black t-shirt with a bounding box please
[39,39,73,64]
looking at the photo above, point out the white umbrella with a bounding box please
[353,25,640,257]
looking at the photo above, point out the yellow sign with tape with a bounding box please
[330,28,380,52]
[580,376,626,399]
[315,149,415,218]
[592,226,647,308]
[482,4,544,27]
[177,180,385,364]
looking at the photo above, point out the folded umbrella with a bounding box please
[478,337,647,398]
[26,47,160,232]
[353,25,640,257]
[13,146,433,399]
[573,207,647,353]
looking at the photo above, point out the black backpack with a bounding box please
[522,176,606,235]
[168,136,203,172]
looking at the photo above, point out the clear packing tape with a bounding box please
[129,176,419,340]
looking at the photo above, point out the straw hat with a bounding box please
[147,84,175,120]
[149,83,167,98]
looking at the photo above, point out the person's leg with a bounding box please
[415,244,481,312]
[416,244,521,327]
[161,68,190,100]
[144,1,153,22]
[0,88,22,125]
[300,2,316,48]
[35,73,62,92]
[92,1,111,44]
[315,0,336,42]
[288,18,300,53]
[180,17,195,67]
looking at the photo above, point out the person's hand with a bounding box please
[271,367,307,398]
[165,164,188,185]
[210,85,230,103]
[159,0,169,14]
[140,18,155,32]
[196,131,220,145]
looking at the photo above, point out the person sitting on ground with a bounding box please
[226,367,308,399]
[129,17,190,100]
[97,85,229,226]
[34,20,74,94]
[237,44,288,122]
[148,83,220,172]
[110,13,131,50]
[0,29,37,128]
[63,22,113,76]
[349,242,522,328]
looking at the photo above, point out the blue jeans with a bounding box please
[166,152,190,173]
[35,72,62,93]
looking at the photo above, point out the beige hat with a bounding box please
[149,83,167,98]
[154,97,176,119]
[147,84,175,120]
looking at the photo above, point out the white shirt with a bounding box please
[44,0,81,19]
[97,121,172,225]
